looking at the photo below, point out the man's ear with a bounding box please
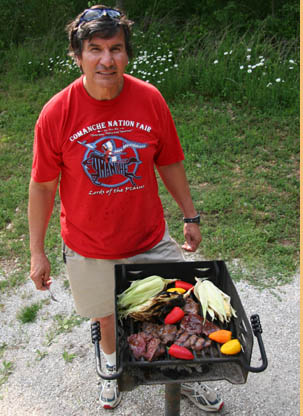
[74,56,83,73]
[75,55,81,67]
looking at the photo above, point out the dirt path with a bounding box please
[0,267,300,415]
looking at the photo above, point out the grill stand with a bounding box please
[165,383,181,416]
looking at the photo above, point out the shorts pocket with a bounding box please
[62,242,82,262]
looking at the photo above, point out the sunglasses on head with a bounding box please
[77,8,122,27]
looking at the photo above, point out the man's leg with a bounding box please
[94,314,116,355]
[63,243,123,409]
[94,314,121,409]
[94,314,117,368]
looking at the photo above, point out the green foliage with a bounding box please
[0,0,298,52]
[165,97,299,285]
[62,350,76,363]
[0,1,299,288]
[0,0,87,49]
[0,360,14,386]
[45,313,86,346]
[127,26,298,114]
[17,303,42,323]
[35,349,48,361]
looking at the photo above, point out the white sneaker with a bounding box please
[181,383,224,412]
[99,365,122,409]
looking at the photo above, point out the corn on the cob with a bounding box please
[194,278,237,323]
[117,275,176,318]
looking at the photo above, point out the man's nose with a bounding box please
[99,50,114,67]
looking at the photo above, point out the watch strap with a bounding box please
[183,214,200,224]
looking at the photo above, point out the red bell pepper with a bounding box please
[168,344,194,360]
[175,280,194,291]
[164,306,185,325]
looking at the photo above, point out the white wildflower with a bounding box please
[213,60,219,64]
[275,78,281,82]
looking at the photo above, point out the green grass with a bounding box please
[0,26,299,290]
[161,97,299,286]
[17,302,42,323]
[62,350,76,363]
[44,313,86,346]
[0,360,14,386]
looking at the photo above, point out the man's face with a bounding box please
[76,28,129,99]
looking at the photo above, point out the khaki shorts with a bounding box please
[63,225,184,318]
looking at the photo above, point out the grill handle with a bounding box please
[243,314,268,373]
[91,321,123,380]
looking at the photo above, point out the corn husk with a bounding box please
[124,292,181,321]
[194,278,237,323]
[117,275,176,319]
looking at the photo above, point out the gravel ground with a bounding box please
[0,264,300,416]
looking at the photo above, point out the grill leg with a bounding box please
[165,383,181,416]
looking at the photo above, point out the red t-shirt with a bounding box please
[32,74,184,258]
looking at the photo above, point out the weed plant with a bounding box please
[17,303,42,323]
[45,313,86,346]
[62,350,76,363]
[0,360,14,386]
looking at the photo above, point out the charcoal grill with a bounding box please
[91,261,267,415]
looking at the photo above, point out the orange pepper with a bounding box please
[208,330,232,344]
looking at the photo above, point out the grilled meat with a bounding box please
[142,322,178,345]
[175,331,212,352]
[127,332,165,362]
[180,313,204,334]
[183,297,200,315]
[127,332,153,360]
[127,300,221,361]
[201,319,221,336]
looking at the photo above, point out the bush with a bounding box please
[0,0,87,47]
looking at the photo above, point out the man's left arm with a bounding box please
[157,161,202,252]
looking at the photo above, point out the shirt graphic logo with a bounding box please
[78,136,148,187]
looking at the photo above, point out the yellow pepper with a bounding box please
[167,287,186,294]
[220,339,242,355]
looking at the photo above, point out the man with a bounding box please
[28,4,223,412]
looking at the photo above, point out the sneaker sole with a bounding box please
[100,393,122,409]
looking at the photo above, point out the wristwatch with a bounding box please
[183,214,200,224]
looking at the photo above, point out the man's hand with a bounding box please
[182,223,202,252]
[28,177,58,291]
[30,252,52,290]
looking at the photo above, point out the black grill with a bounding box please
[91,261,267,414]
[112,261,267,388]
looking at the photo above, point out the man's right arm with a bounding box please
[28,177,59,290]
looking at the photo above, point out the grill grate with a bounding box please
[114,261,255,389]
